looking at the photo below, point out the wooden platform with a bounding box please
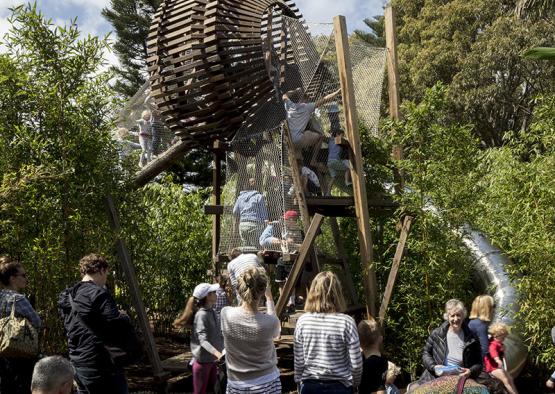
[306,193,398,217]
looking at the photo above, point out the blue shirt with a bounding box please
[0,289,41,329]
[327,136,343,162]
[468,318,490,358]
[259,224,277,248]
[232,190,268,223]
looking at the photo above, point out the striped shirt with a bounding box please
[294,312,362,387]
[227,254,261,294]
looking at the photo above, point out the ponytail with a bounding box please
[173,296,198,328]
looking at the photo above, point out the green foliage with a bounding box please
[474,95,555,367]
[120,179,212,333]
[354,16,385,47]
[391,0,555,146]
[0,4,122,351]
[524,47,555,60]
[102,0,160,97]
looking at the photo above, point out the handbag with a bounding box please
[68,293,142,368]
[0,296,39,358]
[412,375,489,394]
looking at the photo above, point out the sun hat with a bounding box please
[193,283,220,300]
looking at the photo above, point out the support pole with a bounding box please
[333,15,378,317]
[275,214,324,317]
[378,215,413,323]
[105,196,166,378]
[385,5,404,192]
[211,140,224,273]
[284,122,320,272]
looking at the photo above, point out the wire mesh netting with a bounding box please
[218,17,387,256]
[115,83,177,169]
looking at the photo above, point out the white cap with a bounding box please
[193,283,219,300]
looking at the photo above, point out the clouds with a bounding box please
[296,0,386,33]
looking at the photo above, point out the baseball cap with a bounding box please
[193,283,219,300]
[283,210,299,220]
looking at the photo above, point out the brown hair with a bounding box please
[304,271,346,314]
[358,318,382,349]
[79,253,109,276]
[218,273,232,304]
[0,256,22,286]
[229,248,242,260]
[173,296,198,329]
[469,295,494,322]
[237,266,268,309]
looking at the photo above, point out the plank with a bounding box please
[334,15,378,317]
[105,196,166,378]
[378,215,414,323]
[275,214,324,317]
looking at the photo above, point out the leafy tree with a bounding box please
[390,0,555,146]
[0,4,122,350]
[102,0,160,98]
[516,0,555,19]
[354,16,385,47]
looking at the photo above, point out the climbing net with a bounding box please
[218,17,386,255]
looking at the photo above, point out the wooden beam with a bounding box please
[284,121,320,272]
[385,5,404,193]
[333,15,378,317]
[211,140,223,271]
[275,214,324,317]
[134,139,192,188]
[385,5,401,121]
[204,205,224,215]
[329,217,358,305]
[378,215,413,323]
[105,196,166,378]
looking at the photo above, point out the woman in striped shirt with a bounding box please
[294,271,362,393]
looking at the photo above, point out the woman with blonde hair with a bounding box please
[294,271,362,393]
[220,266,281,393]
[468,295,495,358]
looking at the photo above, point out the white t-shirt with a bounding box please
[284,98,316,143]
[301,166,320,187]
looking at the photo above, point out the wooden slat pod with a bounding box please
[147,0,303,149]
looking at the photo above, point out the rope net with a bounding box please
[218,17,386,255]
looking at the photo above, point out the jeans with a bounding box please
[0,357,35,394]
[74,366,128,394]
[300,380,353,394]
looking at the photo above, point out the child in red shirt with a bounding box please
[484,323,518,394]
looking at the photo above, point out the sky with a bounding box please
[0,0,386,61]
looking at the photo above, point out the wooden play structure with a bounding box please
[111,0,415,383]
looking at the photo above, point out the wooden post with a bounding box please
[333,15,378,317]
[329,217,358,305]
[134,139,191,188]
[378,215,413,323]
[105,196,166,378]
[385,5,404,192]
[284,122,320,272]
[275,214,324,317]
[211,140,224,273]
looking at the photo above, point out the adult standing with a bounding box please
[294,271,362,394]
[418,299,483,385]
[0,256,41,394]
[232,178,268,248]
[31,356,74,394]
[227,248,262,303]
[468,295,495,358]
[220,266,281,393]
[59,253,137,394]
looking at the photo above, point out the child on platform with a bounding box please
[174,283,224,394]
[137,109,153,167]
[358,319,400,394]
[484,323,518,394]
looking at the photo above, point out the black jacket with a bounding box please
[58,281,131,369]
[419,321,483,383]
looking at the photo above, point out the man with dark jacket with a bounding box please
[59,254,136,393]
